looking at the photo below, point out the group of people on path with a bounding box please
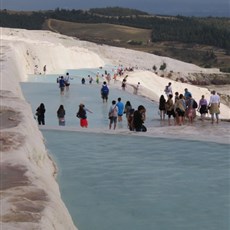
[160,83,221,125]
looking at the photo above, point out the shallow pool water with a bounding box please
[21,68,230,230]
[21,73,159,129]
[43,130,229,230]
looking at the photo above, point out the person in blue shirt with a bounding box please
[101,81,109,103]
[58,76,65,95]
[116,97,124,122]
[184,88,192,100]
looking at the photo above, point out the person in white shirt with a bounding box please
[134,82,140,94]
[64,72,70,90]
[108,100,118,130]
[164,82,173,97]
[209,90,220,124]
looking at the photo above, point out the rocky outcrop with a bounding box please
[187,73,230,85]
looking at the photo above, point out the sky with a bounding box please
[0,0,229,17]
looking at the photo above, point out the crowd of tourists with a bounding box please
[108,98,147,132]
[160,83,221,125]
[35,70,221,131]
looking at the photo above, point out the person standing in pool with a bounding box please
[101,81,109,103]
[184,88,192,101]
[121,79,126,90]
[165,94,175,125]
[159,95,166,121]
[108,100,118,130]
[76,104,92,128]
[57,105,66,126]
[132,105,147,132]
[59,76,65,95]
[174,94,186,126]
[64,72,70,91]
[198,95,208,121]
[124,101,133,123]
[208,90,220,124]
[36,103,46,125]
[88,75,93,84]
[116,97,124,122]
[96,74,99,84]
[186,95,196,124]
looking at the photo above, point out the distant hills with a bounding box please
[1,7,230,72]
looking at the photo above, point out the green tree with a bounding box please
[160,62,167,71]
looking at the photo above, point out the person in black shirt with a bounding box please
[132,105,147,132]
[36,103,46,125]
[57,105,66,126]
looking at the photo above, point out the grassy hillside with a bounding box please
[44,19,230,72]
[44,19,152,45]
[1,8,229,72]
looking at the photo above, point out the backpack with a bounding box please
[193,100,198,109]
[108,106,116,119]
[101,85,109,94]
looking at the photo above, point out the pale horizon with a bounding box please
[1,0,229,17]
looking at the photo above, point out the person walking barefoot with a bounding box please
[108,100,118,130]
